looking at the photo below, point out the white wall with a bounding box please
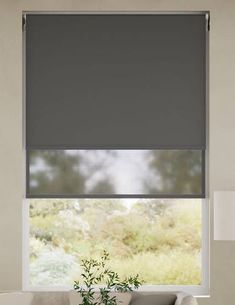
[1,1,235,304]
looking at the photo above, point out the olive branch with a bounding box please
[74,251,142,305]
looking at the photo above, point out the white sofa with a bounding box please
[0,292,33,305]
[0,291,197,305]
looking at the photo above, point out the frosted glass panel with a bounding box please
[28,150,203,197]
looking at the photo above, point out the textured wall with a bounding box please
[1,1,235,304]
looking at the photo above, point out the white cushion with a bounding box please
[180,296,197,305]
[0,292,33,305]
[175,293,197,305]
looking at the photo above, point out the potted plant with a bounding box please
[72,251,142,305]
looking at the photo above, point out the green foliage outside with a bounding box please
[29,198,201,286]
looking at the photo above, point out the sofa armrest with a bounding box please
[0,292,33,305]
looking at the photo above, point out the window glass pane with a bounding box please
[28,150,203,196]
[29,198,202,287]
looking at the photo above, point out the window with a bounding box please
[24,13,208,294]
[29,198,202,287]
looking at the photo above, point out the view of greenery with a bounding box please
[29,198,201,287]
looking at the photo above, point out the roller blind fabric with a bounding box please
[26,14,206,150]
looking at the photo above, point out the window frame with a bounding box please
[22,10,210,296]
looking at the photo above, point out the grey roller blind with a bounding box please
[26,14,206,149]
